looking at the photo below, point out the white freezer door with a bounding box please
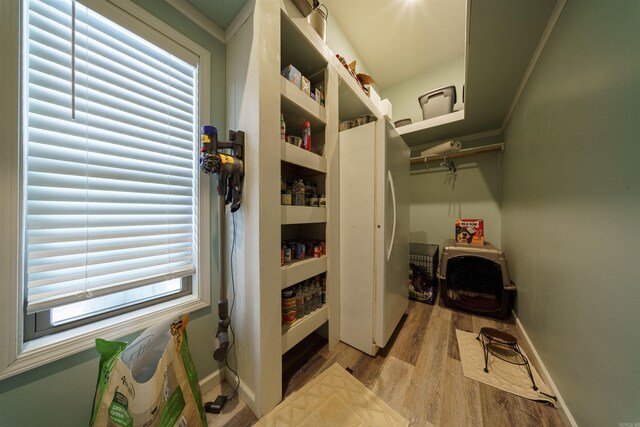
[374,119,410,348]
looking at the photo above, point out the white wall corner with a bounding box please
[225,366,258,416]
[501,0,568,132]
[225,0,256,43]
[164,0,226,43]
[513,310,578,427]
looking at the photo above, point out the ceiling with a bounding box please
[323,0,467,89]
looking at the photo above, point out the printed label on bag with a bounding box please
[108,389,133,427]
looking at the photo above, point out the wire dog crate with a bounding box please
[409,243,439,304]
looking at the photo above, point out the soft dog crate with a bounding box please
[437,239,516,319]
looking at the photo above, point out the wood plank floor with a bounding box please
[204,298,565,427]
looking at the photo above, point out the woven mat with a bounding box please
[456,329,556,406]
[255,363,409,427]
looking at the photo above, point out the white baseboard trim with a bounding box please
[225,367,258,416]
[198,367,225,396]
[513,310,577,427]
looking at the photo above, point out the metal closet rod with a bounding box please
[410,143,504,164]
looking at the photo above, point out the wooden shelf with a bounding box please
[281,206,326,225]
[280,11,329,78]
[333,57,381,122]
[281,305,328,354]
[281,256,327,289]
[281,140,327,173]
[410,142,504,164]
[281,76,326,133]
[396,110,465,137]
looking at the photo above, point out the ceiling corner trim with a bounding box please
[165,0,225,43]
[500,0,568,132]
[225,0,255,43]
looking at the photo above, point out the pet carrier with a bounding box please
[437,239,516,319]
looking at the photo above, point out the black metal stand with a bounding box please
[476,327,538,391]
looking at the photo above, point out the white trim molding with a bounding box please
[164,0,226,43]
[225,0,256,43]
[199,367,225,396]
[513,311,578,427]
[225,366,257,416]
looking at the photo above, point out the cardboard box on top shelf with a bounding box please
[369,86,381,106]
[356,71,375,97]
[337,54,374,96]
[379,99,392,120]
[314,88,324,106]
[455,219,484,245]
[282,64,302,88]
[301,76,311,96]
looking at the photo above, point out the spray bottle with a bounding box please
[302,120,311,151]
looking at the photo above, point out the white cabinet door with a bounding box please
[339,123,376,355]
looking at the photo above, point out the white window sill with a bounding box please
[0,294,209,381]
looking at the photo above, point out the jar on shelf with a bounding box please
[282,288,296,324]
[293,180,305,206]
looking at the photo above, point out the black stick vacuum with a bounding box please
[200,126,244,363]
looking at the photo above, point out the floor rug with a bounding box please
[255,363,409,426]
[456,329,557,406]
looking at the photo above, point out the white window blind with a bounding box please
[24,0,199,314]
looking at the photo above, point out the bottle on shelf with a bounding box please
[303,282,311,315]
[302,120,311,151]
[315,281,320,311]
[295,285,304,318]
[280,114,286,143]
[294,179,305,206]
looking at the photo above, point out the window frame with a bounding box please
[0,0,212,380]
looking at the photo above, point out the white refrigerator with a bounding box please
[339,119,410,356]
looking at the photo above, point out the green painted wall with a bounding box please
[381,54,465,125]
[501,1,640,426]
[0,1,226,426]
[325,11,372,77]
[410,150,502,251]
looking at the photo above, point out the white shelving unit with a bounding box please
[224,0,384,417]
[281,256,327,289]
[280,205,327,224]
[280,141,327,172]
[280,76,326,128]
[278,8,331,376]
[281,305,328,354]
[396,110,465,139]
[332,56,382,121]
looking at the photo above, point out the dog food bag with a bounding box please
[89,315,206,427]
